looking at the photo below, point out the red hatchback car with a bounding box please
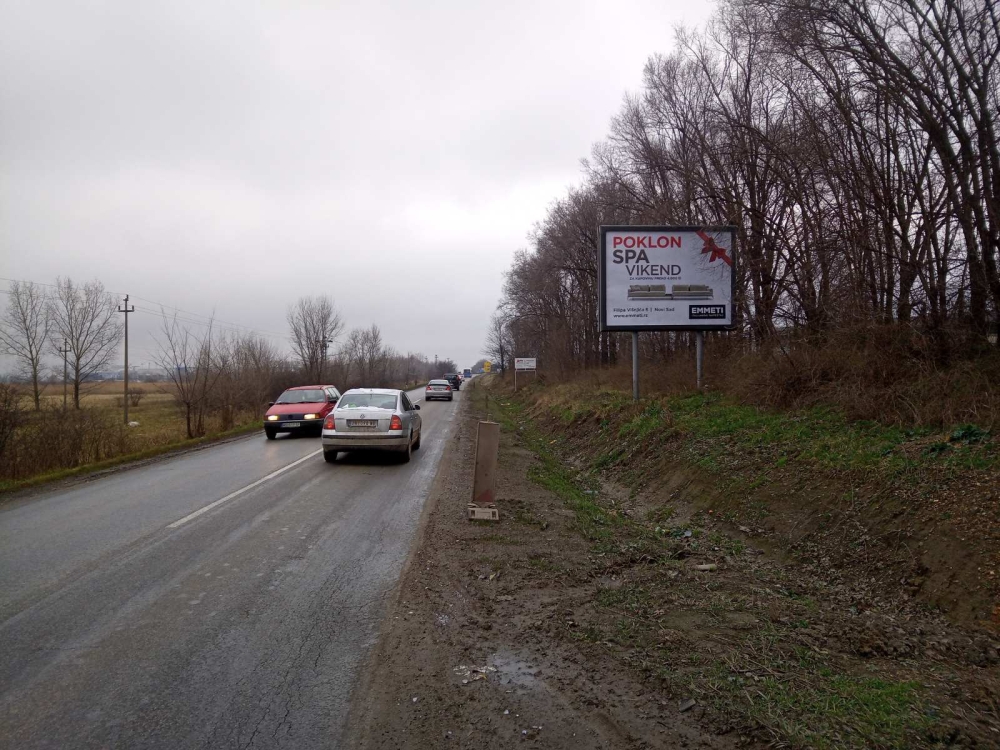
[264,385,341,439]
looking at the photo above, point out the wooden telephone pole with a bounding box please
[118,295,135,424]
[56,338,70,410]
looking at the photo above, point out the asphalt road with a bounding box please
[0,385,463,749]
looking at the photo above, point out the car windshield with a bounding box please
[275,389,325,404]
[429,380,449,385]
[337,393,398,410]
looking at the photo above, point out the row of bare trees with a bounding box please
[152,296,458,438]
[153,314,288,438]
[154,297,457,438]
[1,281,455,440]
[491,0,999,374]
[0,279,122,410]
[285,296,458,388]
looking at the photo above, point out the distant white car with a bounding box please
[321,388,421,464]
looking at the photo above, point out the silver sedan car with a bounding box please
[321,388,422,464]
[424,379,454,401]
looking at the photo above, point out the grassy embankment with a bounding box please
[473,376,999,749]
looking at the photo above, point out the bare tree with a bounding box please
[357,324,385,385]
[211,332,282,429]
[235,333,282,411]
[484,310,514,374]
[287,295,345,382]
[338,327,365,387]
[48,278,123,409]
[154,311,222,438]
[0,281,51,410]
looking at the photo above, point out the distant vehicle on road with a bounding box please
[443,372,461,390]
[321,388,422,464]
[265,385,341,439]
[425,379,453,401]
[463,368,472,378]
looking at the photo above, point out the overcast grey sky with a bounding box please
[1,0,714,372]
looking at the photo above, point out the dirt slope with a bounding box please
[347,381,1000,749]
[347,387,744,748]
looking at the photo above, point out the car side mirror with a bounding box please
[414,404,421,410]
[268,401,275,406]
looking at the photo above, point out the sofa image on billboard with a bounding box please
[627,284,714,301]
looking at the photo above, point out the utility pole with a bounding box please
[118,295,135,424]
[57,338,70,410]
[319,337,332,382]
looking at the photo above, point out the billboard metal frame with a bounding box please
[598,225,738,332]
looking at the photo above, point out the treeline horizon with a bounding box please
[2,278,459,428]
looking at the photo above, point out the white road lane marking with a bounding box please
[167,450,322,529]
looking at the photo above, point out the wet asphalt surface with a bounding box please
[0,386,461,749]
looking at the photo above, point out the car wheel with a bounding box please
[401,433,412,463]
[414,428,421,450]
[448,395,453,401]
[324,450,338,463]
[265,427,276,440]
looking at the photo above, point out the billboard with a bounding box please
[599,226,736,331]
[514,358,536,371]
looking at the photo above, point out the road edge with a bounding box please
[0,427,263,504]
[342,385,470,744]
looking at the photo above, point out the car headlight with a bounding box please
[304,413,317,420]
[267,415,278,421]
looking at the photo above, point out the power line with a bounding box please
[0,275,294,345]
[131,306,293,343]
[128,294,290,339]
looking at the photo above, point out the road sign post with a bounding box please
[513,357,536,392]
[696,331,704,389]
[632,332,639,401]
[598,226,736,399]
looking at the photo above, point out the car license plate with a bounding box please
[348,419,377,429]
[281,422,300,428]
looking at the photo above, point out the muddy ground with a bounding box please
[347,382,1000,749]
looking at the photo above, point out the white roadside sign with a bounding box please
[599,226,736,331]
[514,358,537,371]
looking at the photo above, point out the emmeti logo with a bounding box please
[689,305,726,320]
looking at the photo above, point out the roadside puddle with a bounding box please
[489,649,539,689]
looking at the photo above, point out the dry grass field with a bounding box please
[28,381,189,442]
[3,381,262,489]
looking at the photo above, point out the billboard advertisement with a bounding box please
[514,358,536,371]
[599,226,736,331]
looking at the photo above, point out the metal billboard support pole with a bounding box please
[632,331,640,402]
[696,331,704,390]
